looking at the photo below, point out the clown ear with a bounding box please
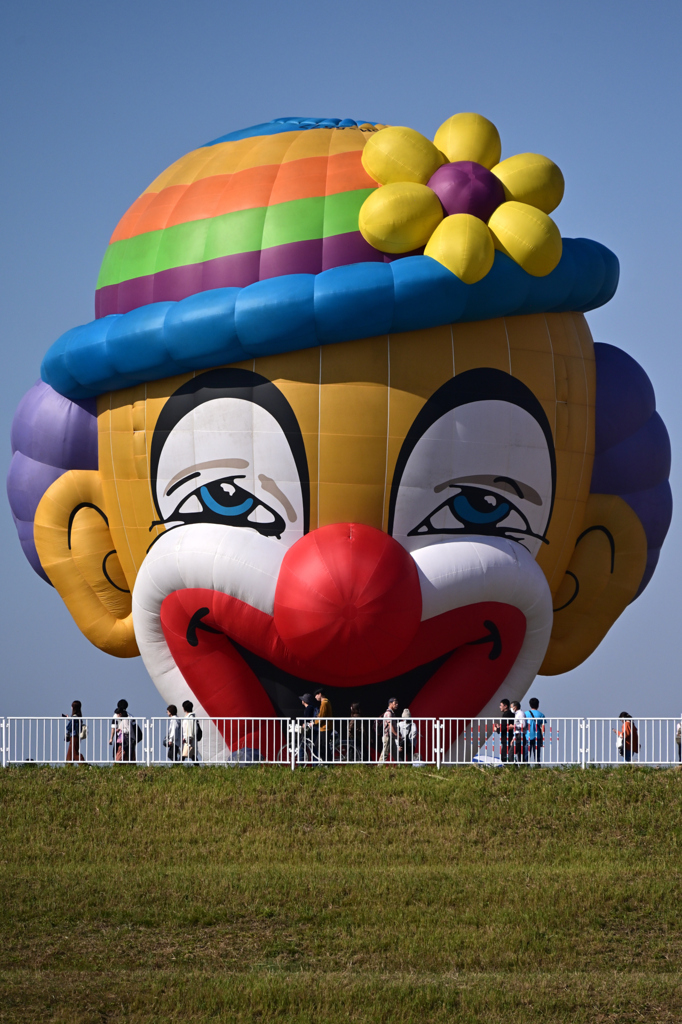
[540,494,646,675]
[34,470,138,658]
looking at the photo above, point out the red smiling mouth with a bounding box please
[160,588,525,720]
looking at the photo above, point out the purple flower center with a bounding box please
[428,161,506,222]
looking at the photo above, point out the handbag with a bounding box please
[79,724,88,740]
[616,734,624,751]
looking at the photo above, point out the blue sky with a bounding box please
[1,0,680,719]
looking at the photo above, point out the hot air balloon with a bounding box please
[7,114,671,744]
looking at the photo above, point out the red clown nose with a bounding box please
[273,524,422,677]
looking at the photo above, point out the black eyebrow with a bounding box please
[493,476,524,499]
[166,472,200,497]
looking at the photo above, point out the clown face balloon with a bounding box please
[8,115,671,731]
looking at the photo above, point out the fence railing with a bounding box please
[2,716,681,768]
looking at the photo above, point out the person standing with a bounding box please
[182,700,201,761]
[493,699,514,762]
[297,693,318,763]
[614,712,638,763]
[398,709,417,763]
[348,702,365,761]
[163,705,181,761]
[313,688,333,761]
[109,700,133,761]
[527,698,546,763]
[510,701,528,763]
[378,698,399,763]
[64,701,85,762]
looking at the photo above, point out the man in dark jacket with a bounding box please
[298,694,318,763]
[493,699,514,763]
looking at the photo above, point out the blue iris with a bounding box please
[200,485,254,517]
[452,494,510,525]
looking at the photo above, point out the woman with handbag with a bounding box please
[614,712,639,763]
[64,700,85,762]
[109,699,136,761]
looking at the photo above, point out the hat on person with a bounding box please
[402,709,412,718]
[299,693,315,705]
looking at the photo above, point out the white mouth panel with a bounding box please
[133,525,289,758]
[411,536,553,716]
[133,528,553,742]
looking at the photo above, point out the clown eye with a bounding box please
[157,475,287,540]
[199,479,255,517]
[452,491,510,524]
[408,485,547,549]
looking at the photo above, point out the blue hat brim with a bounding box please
[42,241,618,401]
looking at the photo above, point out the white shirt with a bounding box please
[514,709,527,734]
[398,719,417,740]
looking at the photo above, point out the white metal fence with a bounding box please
[2,716,681,768]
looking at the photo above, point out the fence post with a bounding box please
[436,720,441,770]
[146,719,151,766]
[581,719,587,769]
[1,719,5,769]
[290,720,296,771]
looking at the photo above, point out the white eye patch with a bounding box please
[177,495,202,515]
[154,397,305,547]
[392,400,553,558]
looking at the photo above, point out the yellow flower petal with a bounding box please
[487,202,562,276]
[491,153,565,214]
[424,214,495,284]
[361,126,445,186]
[359,183,443,253]
[434,113,501,170]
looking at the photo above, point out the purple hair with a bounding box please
[591,343,672,597]
[6,381,98,583]
[7,347,672,599]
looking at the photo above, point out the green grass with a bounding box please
[1,765,681,1022]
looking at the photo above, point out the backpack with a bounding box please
[196,721,203,742]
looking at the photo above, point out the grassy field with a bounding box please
[0,764,680,1022]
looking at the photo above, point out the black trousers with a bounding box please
[528,737,543,762]
[513,736,528,762]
